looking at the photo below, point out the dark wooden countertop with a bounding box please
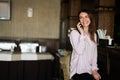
[98,46,120,55]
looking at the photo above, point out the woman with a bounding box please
[69,9,101,80]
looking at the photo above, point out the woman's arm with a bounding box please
[69,30,86,55]
[92,34,101,80]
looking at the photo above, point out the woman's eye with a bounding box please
[79,17,83,19]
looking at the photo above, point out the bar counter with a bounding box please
[98,46,120,80]
[0,52,54,61]
[0,52,55,80]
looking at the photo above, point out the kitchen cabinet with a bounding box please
[98,46,120,80]
[0,52,55,80]
[0,60,54,80]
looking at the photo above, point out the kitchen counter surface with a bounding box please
[0,51,54,61]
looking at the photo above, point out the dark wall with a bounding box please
[114,0,120,45]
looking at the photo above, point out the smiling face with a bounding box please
[79,12,91,28]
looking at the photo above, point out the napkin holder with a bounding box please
[99,39,114,46]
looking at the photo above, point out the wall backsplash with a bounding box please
[0,0,60,39]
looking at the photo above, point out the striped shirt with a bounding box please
[69,30,98,79]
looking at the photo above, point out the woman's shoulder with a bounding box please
[94,33,97,37]
[70,29,79,36]
[71,29,78,33]
[94,32,97,43]
[68,28,80,38]
[68,28,78,33]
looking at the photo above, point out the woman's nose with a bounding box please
[82,18,86,22]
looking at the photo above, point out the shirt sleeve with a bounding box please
[91,42,99,71]
[94,33,97,43]
[69,30,86,55]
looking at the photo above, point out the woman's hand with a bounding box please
[92,70,101,80]
[76,22,84,34]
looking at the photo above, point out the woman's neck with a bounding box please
[84,27,89,35]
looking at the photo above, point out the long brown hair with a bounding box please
[78,9,96,43]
